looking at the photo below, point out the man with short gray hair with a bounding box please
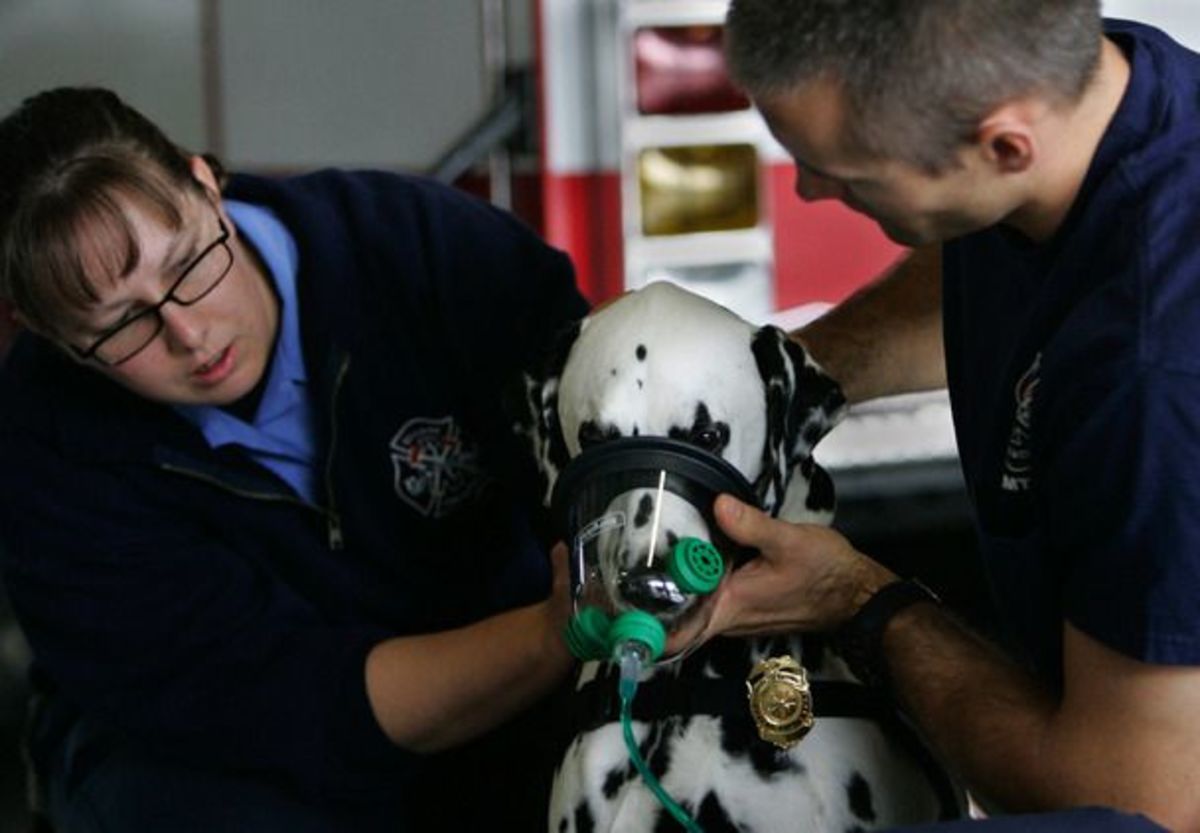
[699,2,1200,830]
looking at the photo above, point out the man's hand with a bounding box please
[696,496,1200,830]
[703,494,898,638]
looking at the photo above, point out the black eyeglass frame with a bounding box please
[71,217,234,366]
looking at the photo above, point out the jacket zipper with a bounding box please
[158,462,326,516]
[323,354,350,550]
[159,353,352,551]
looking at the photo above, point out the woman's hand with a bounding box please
[542,542,573,658]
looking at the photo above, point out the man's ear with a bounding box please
[976,102,1038,174]
[751,325,847,515]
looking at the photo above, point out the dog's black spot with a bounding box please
[847,771,877,822]
[804,460,836,513]
[610,368,618,377]
[668,402,730,455]
[602,765,629,799]
[665,531,678,550]
[651,811,672,833]
[651,791,731,832]
[636,344,647,361]
[573,799,596,833]
[695,791,737,831]
[751,326,787,374]
[634,494,655,528]
[802,420,828,449]
[643,720,675,778]
[637,379,644,390]
[632,424,640,436]
[801,632,830,668]
[525,318,584,473]
[558,817,568,833]
[794,357,847,416]
[578,420,620,449]
[544,391,571,473]
[704,635,754,678]
[719,710,799,778]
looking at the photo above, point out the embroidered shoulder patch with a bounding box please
[389,416,488,518]
[1000,353,1041,493]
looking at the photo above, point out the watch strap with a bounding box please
[834,578,940,689]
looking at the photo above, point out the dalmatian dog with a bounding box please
[518,282,962,832]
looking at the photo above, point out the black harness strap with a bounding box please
[567,673,964,821]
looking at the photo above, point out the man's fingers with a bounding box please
[714,493,774,549]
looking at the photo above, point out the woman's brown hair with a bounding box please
[0,87,225,336]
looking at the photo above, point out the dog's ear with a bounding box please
[509,317,584,505]
[751,325,848,517]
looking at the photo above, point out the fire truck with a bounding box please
[535,0,959,478]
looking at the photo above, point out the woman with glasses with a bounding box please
[0,87,587,832]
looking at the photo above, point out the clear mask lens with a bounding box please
[571,476,704,627]
[553,437,759,663]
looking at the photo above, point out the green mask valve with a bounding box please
[564,605,613,661]
[563,537,722,662]
[668,537,725,594]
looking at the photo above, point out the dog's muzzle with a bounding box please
[551,436,761,663]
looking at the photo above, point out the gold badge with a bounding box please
[746,655,814,749]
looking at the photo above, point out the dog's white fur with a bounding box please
[557,286,770,478]
[523,282,959,832]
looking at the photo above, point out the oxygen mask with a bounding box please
[551,436,760,665]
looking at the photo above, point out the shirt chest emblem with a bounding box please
[389,416,487,518]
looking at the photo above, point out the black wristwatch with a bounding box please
[834,578,940,690]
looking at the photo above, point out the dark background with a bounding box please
[1,577,32,833]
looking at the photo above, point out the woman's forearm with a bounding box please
[365,595,572,754]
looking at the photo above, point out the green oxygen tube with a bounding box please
[610,611,704,832]
[562,537,725,832]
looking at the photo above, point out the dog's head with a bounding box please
[518,282,846,581]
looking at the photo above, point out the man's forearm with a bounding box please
[883,603,1200,829]
[883,602,1062,810]
[793,245,946,404]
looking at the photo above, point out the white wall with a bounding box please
[1,2,1196,172]
[0,0,206,149]
[0,0,535,172]
[220,1,485,170]
[1103,0,1200,48]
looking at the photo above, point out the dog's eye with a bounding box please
[693,427,725,452]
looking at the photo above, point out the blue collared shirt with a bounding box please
[175,200,319,504]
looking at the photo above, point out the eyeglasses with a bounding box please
[73,216,234,366]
